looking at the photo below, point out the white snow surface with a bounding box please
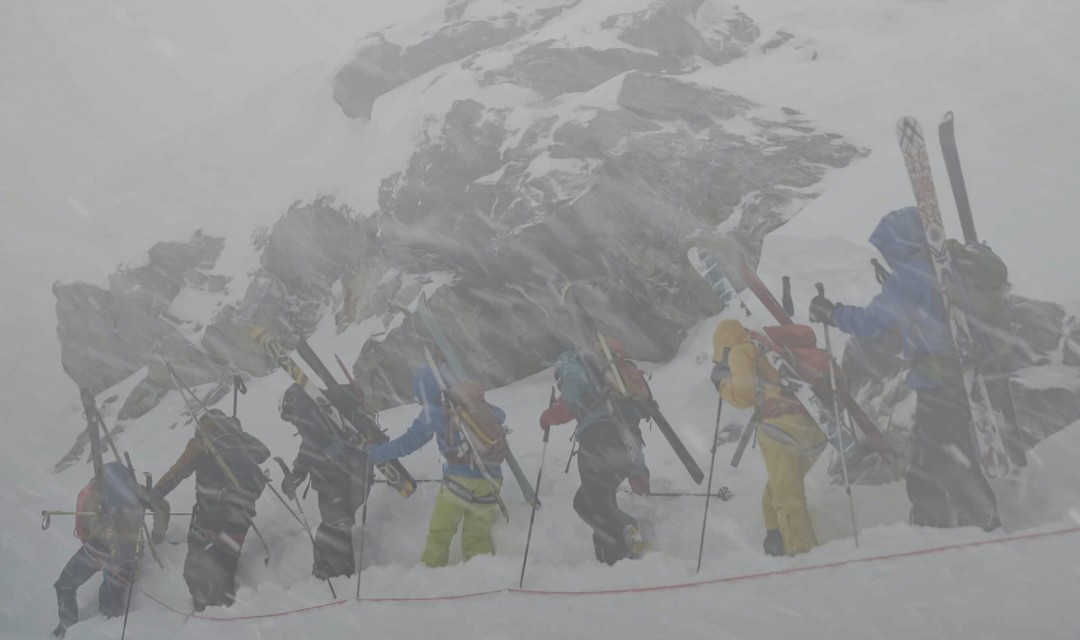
[4,0,1080,638]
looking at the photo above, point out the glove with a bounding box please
[710,348,731,390]
[628,474,651,496]
[808,295,841,326]
[281,471,305,501]
[539,397,572,430]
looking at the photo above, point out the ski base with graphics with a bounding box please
[896,116,1012,479]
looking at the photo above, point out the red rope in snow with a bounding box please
[356,589,504,603]
[136,525,1080,620]
[510,525,1080,597]
[137,588,347,621]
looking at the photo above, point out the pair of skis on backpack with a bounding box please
[689,111,1014,481]
[897,112,1016,479]
[687,248,896,463]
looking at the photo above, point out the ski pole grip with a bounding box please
[273,456,292,479]
[41,511,51,531]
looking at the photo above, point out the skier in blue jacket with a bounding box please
[368,366,506,567]
[809,206,999,530]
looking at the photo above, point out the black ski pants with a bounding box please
[573,421,639,565]
[907,385,999,530]
[312,477,367,579]
[184,510,249,611]
[54,545,135,627]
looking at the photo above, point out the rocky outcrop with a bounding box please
[333,1,576,118]
[54,230,228,398]
[57,0,865,430]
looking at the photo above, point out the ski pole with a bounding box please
[374,478,441,485]
[232,375,246,419]
[519,387,555,589]
[355,485,370,600]
[119,530,144,640]
[272,458,336,599]
[816,283,859,548]
[564,434,577,474]
[41,511,196,530]
[696,396,724,573]
[619,488,732,500]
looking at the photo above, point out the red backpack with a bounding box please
[73,478,97,543]
[752,324,843,396]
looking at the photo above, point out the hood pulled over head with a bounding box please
[869,206,928,269]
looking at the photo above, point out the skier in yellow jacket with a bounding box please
[712,319,826,556]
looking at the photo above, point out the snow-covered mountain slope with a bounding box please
[4,0,1080,637]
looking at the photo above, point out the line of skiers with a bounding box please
[51,203,1018,635]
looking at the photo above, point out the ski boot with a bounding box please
[763,529,784,557]
[623,525,646,560]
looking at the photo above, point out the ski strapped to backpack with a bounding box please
[896,115,1013,478]
[77,389,164,568]
[422,346,511,522]
[687,248,895,460]
[408,294,539,507]
[937,112,1025,468]
[735,256,893,457]
[559,282,706,484]
[248,325,417,498]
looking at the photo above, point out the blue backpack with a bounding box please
[75,462,140,543]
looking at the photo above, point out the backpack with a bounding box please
[74,461,140,544]
[447,382,507,467]
[945,239,1012,365]
[759,325,830,385]
[750,324,854,401]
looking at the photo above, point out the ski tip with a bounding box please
[895,116,925,149]
[941,110,955,124]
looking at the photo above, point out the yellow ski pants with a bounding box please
[759,435,821,556]
[420,476,501,568]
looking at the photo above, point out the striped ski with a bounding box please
[895,116,1012,478]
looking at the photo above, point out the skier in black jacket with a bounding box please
[154,409,270,611]
[278,383,373,579]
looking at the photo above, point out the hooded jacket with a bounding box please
[832,206,955,389]
[713,320,825,454]
[368,367,504,481]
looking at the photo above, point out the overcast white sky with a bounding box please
[0,0,443,421]
[0,1,441,217]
